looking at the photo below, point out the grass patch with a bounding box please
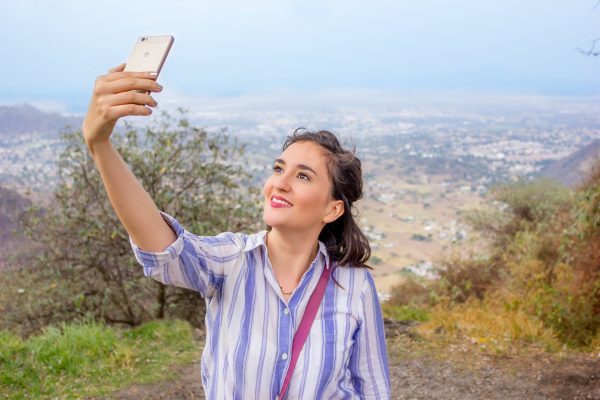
[0,319,200,399]
[382,304,430,322]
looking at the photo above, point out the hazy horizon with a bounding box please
[2,0,599,114]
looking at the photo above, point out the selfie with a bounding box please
[1,1,599,399]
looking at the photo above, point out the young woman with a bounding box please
[83,64,391,399]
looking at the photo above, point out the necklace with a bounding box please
[265,231,317,297]
[279,285,293,295]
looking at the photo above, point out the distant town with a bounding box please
[1,95,599,296]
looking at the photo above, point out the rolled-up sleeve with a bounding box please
[349,270,391,399]
[129,211,244,299]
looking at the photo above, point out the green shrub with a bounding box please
[382,304,430,322]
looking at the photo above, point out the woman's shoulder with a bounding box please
[332,262,376,294]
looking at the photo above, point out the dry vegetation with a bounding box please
[385,160,600,352]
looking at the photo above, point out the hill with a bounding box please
[538,139,600,188]
[0,103,82,139]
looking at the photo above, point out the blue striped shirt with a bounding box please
[129,211,391,399]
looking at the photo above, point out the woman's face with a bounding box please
[263,141,343,232]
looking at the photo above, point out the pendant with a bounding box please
[280,285,292,295]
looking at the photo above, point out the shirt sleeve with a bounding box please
[348,270,392,399]
[128,210,245,299]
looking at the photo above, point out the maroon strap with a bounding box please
[278,262,332,400]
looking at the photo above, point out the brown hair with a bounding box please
[279,128,372,270]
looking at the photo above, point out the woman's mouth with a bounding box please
[270,195,293,208]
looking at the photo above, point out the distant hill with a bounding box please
[0,103,82,139]
[538,139,600,188]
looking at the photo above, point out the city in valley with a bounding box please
[1,93,599,298]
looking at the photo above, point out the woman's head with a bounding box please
[263,128,371,268]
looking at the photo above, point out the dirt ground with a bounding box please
[100,321,600,400]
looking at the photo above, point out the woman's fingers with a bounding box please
[96,77,162,96]
[106,104,153,120]
[103,91,157,108]
[103,70,157,83]
[94,91,157,121]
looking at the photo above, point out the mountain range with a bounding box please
[0,103,82,139]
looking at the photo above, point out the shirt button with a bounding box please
[281,353,288,360]
[283,308,289,315]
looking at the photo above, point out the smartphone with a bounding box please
[124,35,174,75]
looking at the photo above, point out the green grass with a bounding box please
[0,319,200,399]
[382,304,430,322]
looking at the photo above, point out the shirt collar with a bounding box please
[243,230,331,269]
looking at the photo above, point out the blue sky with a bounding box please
[2,0,599,112]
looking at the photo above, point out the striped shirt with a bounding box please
[129,211,391,399]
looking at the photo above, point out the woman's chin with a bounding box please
[263,218,283,229]
[262,215,291,231]
[262,213,279,228]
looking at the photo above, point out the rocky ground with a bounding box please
[100,320,600,400]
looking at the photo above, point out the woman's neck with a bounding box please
[266,227,320,284]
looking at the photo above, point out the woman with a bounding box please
[83,64,391,399]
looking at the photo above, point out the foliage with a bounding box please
[416,297,561,354]
[370,255,382,265]
[387,165,600,349]
[382,304,430,323]
[11,109,262,335]
[386,276,437,307]
[436,254,502,303]
[463,178,573,248]
[0,319,199,399]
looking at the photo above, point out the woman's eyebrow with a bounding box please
[274,158,318,176]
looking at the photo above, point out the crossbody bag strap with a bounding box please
[277,261,332,400]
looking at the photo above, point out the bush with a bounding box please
[463,178,573,248]
[387,277,436,307]
[437,254,501,303]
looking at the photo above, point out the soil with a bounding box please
[99,320,600,400]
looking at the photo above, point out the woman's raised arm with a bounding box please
[82,63,175,252]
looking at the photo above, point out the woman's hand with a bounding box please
[82,63,163,150]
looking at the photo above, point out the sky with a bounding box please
[2,0,600,113]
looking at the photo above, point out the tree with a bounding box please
[578,1,600,56]
[16,109,262,332]
[463,178,573,249]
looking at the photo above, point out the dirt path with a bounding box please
[102,322,600,400]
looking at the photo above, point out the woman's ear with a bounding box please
[323,199,345,224]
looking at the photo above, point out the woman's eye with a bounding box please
[272,165,282,172]
[298,172,310,180]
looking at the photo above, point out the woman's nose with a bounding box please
[274,172,292,191]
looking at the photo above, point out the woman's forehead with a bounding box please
[277,141,328,170]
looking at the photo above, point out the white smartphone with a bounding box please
[124,35,174,76]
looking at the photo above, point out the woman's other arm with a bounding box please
[82,63,173,252]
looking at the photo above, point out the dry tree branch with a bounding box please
[578,38,600,56]
[581,1,600,56]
